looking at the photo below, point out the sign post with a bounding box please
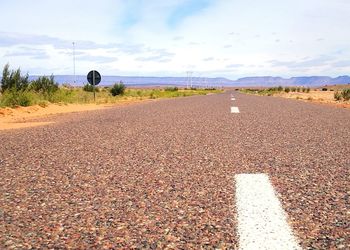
[87,70,101,102]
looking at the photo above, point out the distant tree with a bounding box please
[165,86,178,91]
[30,75,58,95]
[284,87,290,93]
[110,81,126,96]
[1,63,29,92]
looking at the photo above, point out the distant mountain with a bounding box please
[233,76,350,87]
[11,74,350,87]
[234,77,286,86]
[28,75,233,87]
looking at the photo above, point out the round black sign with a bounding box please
[87,70,101,85]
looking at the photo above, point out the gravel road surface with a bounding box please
[1,92,349,249]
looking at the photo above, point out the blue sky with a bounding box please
[0,0,350,79]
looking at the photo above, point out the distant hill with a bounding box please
[14,74,350,87]
[27,75,234,87]
[233,76,350,87]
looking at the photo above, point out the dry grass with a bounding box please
[274,90,350,108]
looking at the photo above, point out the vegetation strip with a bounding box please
[0,64,222,108]
[239,85,350,107]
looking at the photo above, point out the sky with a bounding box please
[0,0,350,80]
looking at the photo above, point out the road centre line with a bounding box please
[235,173,301,250]
[231,107,240,113]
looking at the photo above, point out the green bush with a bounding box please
[165,86,178,91]
[291,87,296,92]
[0,90,33,107]
[284,87,290,93]
[110,82,126,96]
[322,87,328,91]
[306,88,310,93]
[334,91,342,101]
[1,63,29,92]
[83,83,95,92]
[341,89,350,101]
[277,86,283,91]
[30,75,58,95]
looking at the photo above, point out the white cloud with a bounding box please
[0,0,350,78]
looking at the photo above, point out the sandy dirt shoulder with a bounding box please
[0,100,150,131]
[273,91,350,109]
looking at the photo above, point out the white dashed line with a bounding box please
[231,107,240,113]
[235,174,301,250]
[231,98,236,101]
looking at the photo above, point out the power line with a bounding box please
[72,42,76,84]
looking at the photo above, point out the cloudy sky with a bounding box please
[0,0,349,79]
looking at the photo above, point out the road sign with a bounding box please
[87,70,101,85]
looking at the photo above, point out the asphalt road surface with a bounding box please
[1,91,349,249]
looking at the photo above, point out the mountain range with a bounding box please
[26,75,350,87]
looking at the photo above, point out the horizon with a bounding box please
[0,0,349,78]
[21,73,350,81]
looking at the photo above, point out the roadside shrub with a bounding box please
[291,87,296,92]
[38,100,49,108]
[334,91,342,101]
[0,90,33,107]
[165,86,178,91]
[110,82,126,96]
[301,88,306,92]
[149,92,156,99]
[1,63,29,92]
[30,75,58,95]
[322,87,328,91]
[83,83,94,92]
[47,88,75,103]
[277,86,283,91]
[341,88,350,101]
[296,87,300,92]
[284,87,290,93]
[306,88,310,93]
[62,83,73,89]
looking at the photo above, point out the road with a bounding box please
[1,91,349,249]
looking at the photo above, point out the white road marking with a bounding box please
[231,98,236,101]
[235,174,301,250]
[231,107,240,113]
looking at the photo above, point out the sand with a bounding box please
[0,103,113,130]
[274,91,350,108]
[0,99,156,131]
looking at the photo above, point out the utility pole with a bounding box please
[190,71,193,88]
[72,42,76,84]
[186,71,193,89]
